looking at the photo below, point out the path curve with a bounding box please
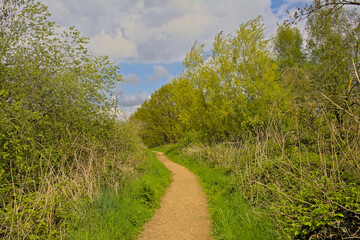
[138,152,213,240]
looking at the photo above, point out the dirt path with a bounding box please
[138,152,213,240]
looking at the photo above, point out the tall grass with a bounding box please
[65,150,171,240]
[0,121,151,239]
[176,108,360,239]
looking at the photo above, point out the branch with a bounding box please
[287,0,360,24]
[352,59,360,85]
[318,91,359,122]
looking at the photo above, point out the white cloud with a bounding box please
[147,65,173,81]
[116,90,149,115]
[90,29,138,60]
[39,0,295,63]
[117,91,148,107]
[110,88,147,115]
[123,73,140,84]
[120,105,142,117]
[161,2,216,38]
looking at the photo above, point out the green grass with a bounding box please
[65,150,171,240]
[153,145,277,240]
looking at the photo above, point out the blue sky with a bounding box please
[39,0,308,115]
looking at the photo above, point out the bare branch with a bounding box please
[287,0,360,24]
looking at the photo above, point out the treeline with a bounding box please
[132,4,360,239]
[0,1,148,239]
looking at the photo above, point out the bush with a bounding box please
[0,1,147,238]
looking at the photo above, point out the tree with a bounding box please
[131,83,183,147]
[179,41,233,141]
[305,7,360,126]
[273,25,305,69]
[289,0,360,24]
[135,17,286,144]
[0,1,123,237]
[230,17,283,135]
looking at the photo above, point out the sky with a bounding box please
[39,0,309,116]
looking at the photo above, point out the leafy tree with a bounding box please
[273,25,305,69]
[135,17,287,144]
[306,7,360,126]
[0,0,120,184]
[229,17,283,135]
[132,83,183,147]
[179,41,233,141]
[0,1,130,238]
[272,24,315,136]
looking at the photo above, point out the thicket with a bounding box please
[0,1,149,239]
[132,4,360,239]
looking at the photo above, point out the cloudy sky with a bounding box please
[39,0,308,115]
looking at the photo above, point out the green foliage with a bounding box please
[131,83,183,147]
[0,0,120,187]
[305,7,360,126]
[66,150,171,240]
[274,25,304,69]
[277,181,360,239]
[133,17,287,145]
[0,1,150,239]
[180,17,284,139]
[176,131,202,149]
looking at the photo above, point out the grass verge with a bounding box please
[65,150,171,240]
[153,145,277,240]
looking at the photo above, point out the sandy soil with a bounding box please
[138,152,213,240]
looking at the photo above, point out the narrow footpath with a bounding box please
[138,152,213,240]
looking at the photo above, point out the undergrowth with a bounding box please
[176,124,360,239]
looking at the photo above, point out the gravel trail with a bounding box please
[138,152,213,240]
